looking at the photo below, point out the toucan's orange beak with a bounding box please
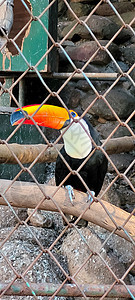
[10,104,71,130]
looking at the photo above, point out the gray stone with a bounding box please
[81,87,135,120]
[95,2,135,16]
[108,153,134,172]
[109,11,135,27]
[88,222,135,265]
[68,88,85,108]
[70,0,94,3]
[0,206,27,229]
[61,15,131,42]
[99,171,135,214]
[61,227,131,300]
[61,15,119,40]
[67,2,90,20]
[120,43,135,65]
[58,0,67,17]
[0,225,69,295]
[59,40,120,65]
[96,120,134,139]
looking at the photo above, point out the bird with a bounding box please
[10,104,108,205]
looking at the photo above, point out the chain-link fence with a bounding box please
[0,0,135,298]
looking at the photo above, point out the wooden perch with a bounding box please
[0,179,134,243]
[0,136,134,164]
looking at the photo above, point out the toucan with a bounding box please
[10,104,108,204]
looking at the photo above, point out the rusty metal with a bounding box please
[0,0,134,298]
[0,282,135,297]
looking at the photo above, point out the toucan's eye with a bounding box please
[71,111,76,118]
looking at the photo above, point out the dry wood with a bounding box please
[0,179,134,243]
[0,136,134,164]
[0,143,62,164]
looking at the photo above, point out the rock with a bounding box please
[58,21,72,39]
[116,178,135,212]
[95,2,134,16]
[120,43,135,65]
[70,0,93,3]
[99,170,135,213]
[58,0,67,18]
[59,40,120,65]
[67,2,90,20]
[87,223,135,266]
[96,120,134,139]
[61,227,131,299]
[61,15,121,41]
[81,87,135,120]
[98,173,122,207]
[0,206,27,228]
[69,88,85,108]
[27,208,53,228]
[109,11,135,27]
[0,225,69,293]
[108,153,134,172]
[76,79,93,92]
[0,205,64,235]
[59,81,79,107]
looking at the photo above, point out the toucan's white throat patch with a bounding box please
[61,118,92,159]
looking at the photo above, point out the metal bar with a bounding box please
[52,72,121,80]
[18,78,25,106]
[0,72,125,81]
[0,282,134,297]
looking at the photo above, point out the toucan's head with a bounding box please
[10,104,92,159]
[10,104,78,130]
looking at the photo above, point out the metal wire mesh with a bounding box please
[0,0,135,298]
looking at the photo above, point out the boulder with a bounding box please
[120,43,135,65]
[59,40,120,65]
[61,227,131,300]
[81,87,135,120]
[61,15,120,40]
[0,225,68,289]
[108,153,134,172]
[95,2,134,16]
[70,0,94,3]
[96,120,134,139]
[67,2,90,20]
[61,15,131,42]
[58,0,67,18]
[109,11,135,27]
[99,168,135,213]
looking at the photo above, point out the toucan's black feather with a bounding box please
[55,117,108,196]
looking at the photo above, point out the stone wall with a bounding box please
[58,0,135,131]
[57,0,135,213]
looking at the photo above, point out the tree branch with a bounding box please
[0,136,134,164]
[0,179,134,243]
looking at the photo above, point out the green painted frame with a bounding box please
[0,0,57,73]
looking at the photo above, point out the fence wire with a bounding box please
[0,0,135,299]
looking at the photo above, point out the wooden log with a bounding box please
[0,136,134,164]
[0,179,134,243]
[0,143,62,164]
